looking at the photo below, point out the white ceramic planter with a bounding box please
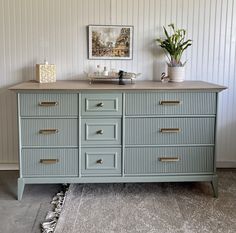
[168,66,185,82]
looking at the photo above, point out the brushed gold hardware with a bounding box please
[39,101,58,107]
[39,129,59,135]
[159,157,180,162]
[159,100,181,105]
[40,159,59,164]
[160,128,181,133]
[96,159,103,164]
[96,102,104,107]
[96,129,104,135]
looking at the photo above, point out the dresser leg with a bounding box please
[211,175,218,198]
[18,178,25,201]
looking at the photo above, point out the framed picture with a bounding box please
[88,25,133,60]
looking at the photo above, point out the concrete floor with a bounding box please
[0,171,60,233]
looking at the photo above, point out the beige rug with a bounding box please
[54,171,236,233]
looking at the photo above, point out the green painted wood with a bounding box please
[126,117,215,145]
[81,93,122,116]
[21,148,78,177]
[81,118,121,145]
[20,93,78,117]
[21,118,78,147]
[125,92,216,115]
[125,147,214,174]
[81,148,121,175]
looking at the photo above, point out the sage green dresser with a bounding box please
[10,80,226,200]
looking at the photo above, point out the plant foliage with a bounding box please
[156,24,192,67]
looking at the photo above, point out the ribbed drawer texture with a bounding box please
[21,148,78,177]
[21,119,78,147]
[126,117,215,145]
[125,92,216,115]
[125,147,214,174]
[81,148,121,175]
[81,118,121,145]
[20,93,78,117]
[81,93,122,116]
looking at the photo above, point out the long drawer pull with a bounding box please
[39,101,58,107]
[96,129,104,135]
[96,102,104,107]
[40,159,59,164]
[159,157,180,162]
[39,129,59,134]
[96,159,103,164]
[159,100,181,105]
[160,128,181,133]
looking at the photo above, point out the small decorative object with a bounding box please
[118,70,125,85]
[160,72,170,83]
[88,25,133,60]
[156,24,192,82]
[36,59,56,83]
[103,66,109,76]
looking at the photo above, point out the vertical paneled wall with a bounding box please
[0,0,235,165]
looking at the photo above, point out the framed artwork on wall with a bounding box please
[88,25,133,60]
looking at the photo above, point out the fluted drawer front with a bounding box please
[126,118,215,145]
[21,119,78,147]
[81,148,121,175]
[125,147,214,174]
[125,92,216,115]
[20,93,78,116]
[82,93,122,116]
[81,119,121,145]
[22,148,78,177]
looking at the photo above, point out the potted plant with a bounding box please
[156,24,192,82]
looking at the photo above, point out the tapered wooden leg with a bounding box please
[18,178,25,201]
[211,175,218,198]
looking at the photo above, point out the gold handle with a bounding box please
[40,159,59,164]
[96,102,104,107]
[39,101,58,107]
[96,159,103,164]
[96,129,104,135]
[159,100,181,105]
[39,129,59,134]
[159,157,180,162]
[160,128,181,133]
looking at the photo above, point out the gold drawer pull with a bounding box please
[96,129,104,135]
[160,128,181,133]
[39,129,59,134]
[39,101,58,107]
[159,157,180,162]
[159,100,181,105]
[40,159,59,164]
[96,159,103,164]
[96,102,104,107]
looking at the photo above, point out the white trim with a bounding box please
[216,161,236,168]
[0,163,19,170]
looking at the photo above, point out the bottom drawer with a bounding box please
[22,149,78,177]
[81,148,121,176]
[125,147,214,175]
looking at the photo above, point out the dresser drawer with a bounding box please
[125,92,216,115]
[21,148,78,177]
[125,147,214,174]
[81,93,122,116]
[126,117,215,145]
[20,93,78,117]
[81,148,121,175]
[21,119,78,147]
[81,119,121,145]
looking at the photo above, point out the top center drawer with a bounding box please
[125,92,216,116]
[81,93,122,116]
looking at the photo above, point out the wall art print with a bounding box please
[88,25,133,60]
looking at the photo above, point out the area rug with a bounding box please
[54,172,236,233]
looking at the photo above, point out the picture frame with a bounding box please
[88,25,133,60]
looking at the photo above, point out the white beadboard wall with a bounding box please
[0,0,235,166]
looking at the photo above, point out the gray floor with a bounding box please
[0,171,60,233]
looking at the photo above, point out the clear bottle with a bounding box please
[103,66,109,76]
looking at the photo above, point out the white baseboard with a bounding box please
[216,161,236,168]
[0,163,19,170]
